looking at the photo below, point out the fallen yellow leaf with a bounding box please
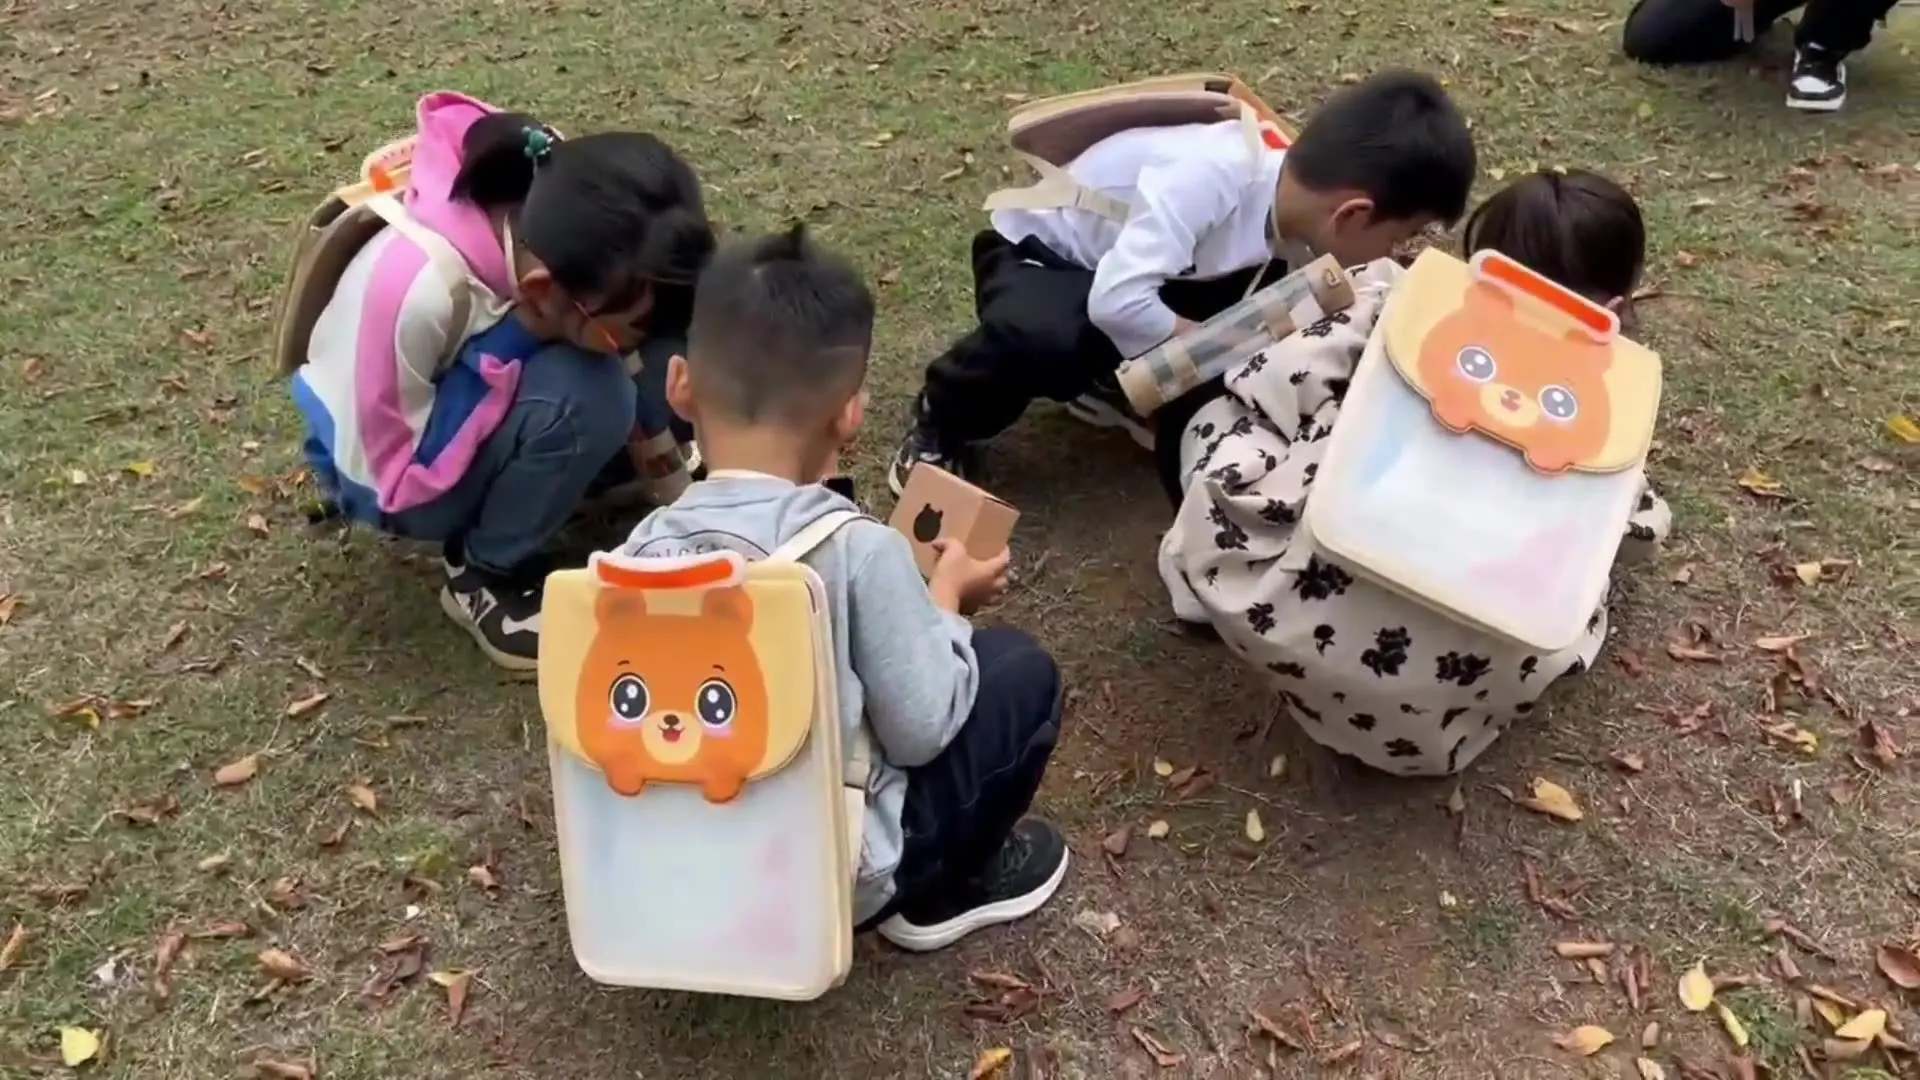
[213,754,260,787]
[1736,467,1786,498]
[1145,820,1170,839]
[1635,1058,1667,1080]
[429,969,473,1026]
[1834,1008,1887,1042]
[1812,998,1846,1028]
[1554,1025,1614,1055]
[1151,759,1174,778]
[0,923,25,971]
[1267,754,1287,778]
[124,461,156,478]
[346,783,378,813]
[1715,1002,1749,1048]
[1792,562,1822,586]
[1519,778,1584,822]
[969,1047,1013,1080]
[1245,809,1266,843]
[59,1026,101,1066]
[1888,414,1920,444]
[1679,961,1716,1011]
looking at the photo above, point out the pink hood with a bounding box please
[402,91,516,298]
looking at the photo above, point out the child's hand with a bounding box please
[928,540,1011,615]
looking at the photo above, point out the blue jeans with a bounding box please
[382,336,687,576]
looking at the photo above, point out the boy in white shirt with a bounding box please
[889,70,1476,495]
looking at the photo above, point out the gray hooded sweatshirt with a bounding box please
[616,471,980,923]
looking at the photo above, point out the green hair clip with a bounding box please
[523,126,554,163]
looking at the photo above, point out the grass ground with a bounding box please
[2,0,1917,1076]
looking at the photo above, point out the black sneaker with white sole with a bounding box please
[1787,46,1846,111]
[889,397,981,496]
[439,543,545,674]
[1061,374,1153,450]
[877,818,1070,953]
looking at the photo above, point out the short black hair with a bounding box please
[1463,168,1645,304]
[686,223,875,426]
[451,113,715,328]
[1286,70,1477,226]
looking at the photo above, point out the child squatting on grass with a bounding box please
[293,93,713,673]
[890,70,1477,496]
[1157,168,1675,777]
[618,224,1072,952]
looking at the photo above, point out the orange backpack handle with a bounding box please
[1470,249,1618,341]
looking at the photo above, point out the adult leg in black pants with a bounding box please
[1621,0,1897,111]
[890,229,1287,493]
[871,627,1069,952]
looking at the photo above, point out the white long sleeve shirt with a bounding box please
[989,120,1288,359]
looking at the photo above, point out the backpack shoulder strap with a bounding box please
[762,508,876,790]
[363,195,475,354]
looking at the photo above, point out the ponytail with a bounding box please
[449,111,557,211]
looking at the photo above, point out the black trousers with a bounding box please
[867,627,1063,924]
[1621,0,1895,63]
[920,230,1287,445]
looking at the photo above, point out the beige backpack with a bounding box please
[984,72,1296,222]
[269,135,493,376]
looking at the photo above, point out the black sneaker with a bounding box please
[1061,374,1153,450]
[889,398,980,496]
[876,818,1070,953]
[438,543,545,674]
[1787,46,1846,112]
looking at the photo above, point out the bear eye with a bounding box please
[696,679,737,728]
[608,674,649,724]
[1539,385,1578,421]
[1455,346,1496,384]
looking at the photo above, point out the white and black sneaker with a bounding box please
[889,396,981,496]
[877,818,1070,953]
[1062,374,1153,450]
[438,544,544,674]
[1786,47,1846,111]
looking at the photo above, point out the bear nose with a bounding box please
[1500,389,1522,411]
[660,713,682,730]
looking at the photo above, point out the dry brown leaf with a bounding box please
[246,512,270,537]
[1641,1021,1660,1048]
[1101,826,1132,857]
[1518,778,1584,822]
[1107,988,1147,1014]
[1249,1008,1306,1051]
[188,920,253,940]
[213,753,260,787]
[1321,1039,1364,1065]
[346,783,378,813]
[1715,1002,1749,1048]
[1679,961,1716,1011]
[1635,1058,1668,1080]
[1876,943,1920,989]
[1615,648,1647,676]
[1666,643,1721,663]
[430,969,473,1025]
[265,877,305,910]
[1150,759,1174,778]
[1267,754,1287,778]
[968,1047,1013,1080]
[1145,820,1170,840]
[1555,941,1616,959]
[0,923,26,971]
[1555,1025,1614,1055]
[115,792,181,827]
[1610,750,1647,773]
[1822,1036,1872,1062]
[467,864,500,891]
[257,948,310,982]
[1166,765,1198,788]
[1763,916,1834,958]
[285,691,330,718]
[1130,1027,1183,1068]
[1754,633,1812,653]
[1859,720,1901,768]
[250,1062,316,1080]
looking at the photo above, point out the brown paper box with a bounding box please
[888,463,1019,578]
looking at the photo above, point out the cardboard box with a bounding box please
[888,464,1019,578]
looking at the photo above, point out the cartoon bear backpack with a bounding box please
[537,510,872,1000]
[1303,248,1664,653]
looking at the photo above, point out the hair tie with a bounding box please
[522,126,555,164]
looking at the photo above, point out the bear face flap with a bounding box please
[1380,249,1662,476]
[537,552,821,804]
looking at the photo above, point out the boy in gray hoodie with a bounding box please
[617,224,1070,952]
